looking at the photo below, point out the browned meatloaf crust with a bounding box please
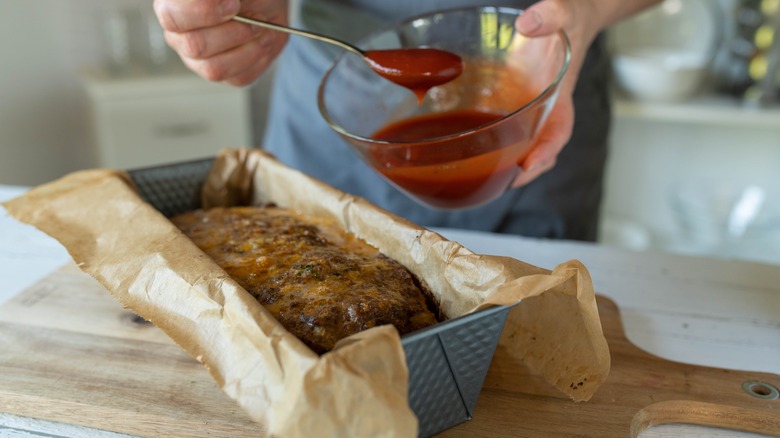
[171,206,440,353]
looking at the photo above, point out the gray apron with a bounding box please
[261,0,610,241]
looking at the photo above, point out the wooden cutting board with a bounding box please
[1,262,778,437]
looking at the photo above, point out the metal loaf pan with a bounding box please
[128,158,511,438]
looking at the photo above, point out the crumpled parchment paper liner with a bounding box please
[3,148,610,437]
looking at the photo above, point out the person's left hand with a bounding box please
[509,0,598,188]
[510,84,575,188]
[510,0,660,187]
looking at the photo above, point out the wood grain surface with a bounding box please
[443,294,780,437]
[1,263,778,437]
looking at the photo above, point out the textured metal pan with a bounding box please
[128,158,511,437]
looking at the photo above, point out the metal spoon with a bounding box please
[232,15,463,101]
[233,15,365,58]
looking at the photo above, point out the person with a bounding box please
[153,0,660,241]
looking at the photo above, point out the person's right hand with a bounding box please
[153,0,289,86]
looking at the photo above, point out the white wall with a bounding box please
[0,1,94,185]
[0,0,154,185]
[0,0,274,186]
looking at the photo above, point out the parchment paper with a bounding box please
[3,148,610,437]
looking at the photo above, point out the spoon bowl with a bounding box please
[233,15,463,99]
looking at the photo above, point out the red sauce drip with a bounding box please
[370,109,532,209]
[364,48,464,104]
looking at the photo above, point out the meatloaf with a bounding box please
[171,206,441,353]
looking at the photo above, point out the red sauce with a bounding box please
[370,109,533,209]
[364,48,464,104]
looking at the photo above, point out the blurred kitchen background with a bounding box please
[2,0,779,265]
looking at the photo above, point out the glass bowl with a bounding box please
[317,6,570,210]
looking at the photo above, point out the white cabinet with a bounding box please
[83,70,253,169]
[599,94,780,265]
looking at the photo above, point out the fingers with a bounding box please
[153,0,289,85]
[180,31,285,82]
[224,53,275,86]
[154,0,239,33]
[164,20,258,60]
[515,0,569,37]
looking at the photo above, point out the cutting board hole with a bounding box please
[131,314,150,324]
[120,311,152,327]
[742,381,779,400]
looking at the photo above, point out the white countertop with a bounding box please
[0,186,70,307]
[1,184,778,437]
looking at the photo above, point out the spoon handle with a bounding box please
[232,15,365,57]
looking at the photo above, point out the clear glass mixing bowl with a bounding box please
[318,6,570,210]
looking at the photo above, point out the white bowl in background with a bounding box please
[609,0,720,101]
[612,48,710,101]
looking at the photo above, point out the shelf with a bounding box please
[81,67,252,170]
[612,94,780,129]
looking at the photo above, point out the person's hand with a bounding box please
[510,0,659,187]
[153,0,289,86]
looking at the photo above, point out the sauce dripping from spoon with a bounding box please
[232,16,464,102]
[364,48,464,104]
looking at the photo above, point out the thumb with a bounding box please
[515,0,569,37]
